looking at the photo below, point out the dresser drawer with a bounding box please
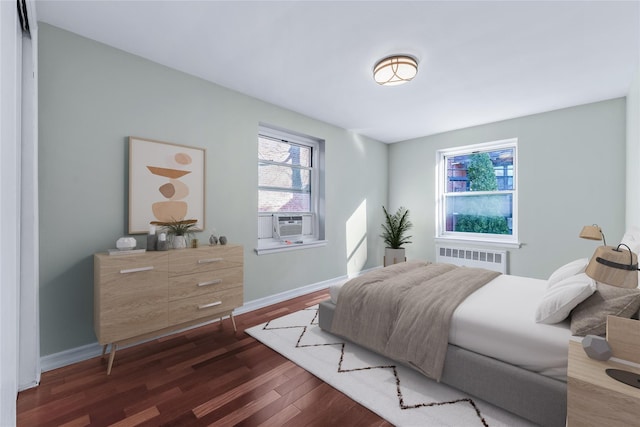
[168,286,242,325]
[168,267,242,301]
[94,252,169,344]
[95,252,168,281]
[168,245,242,277]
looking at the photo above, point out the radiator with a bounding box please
[436,245,508,274]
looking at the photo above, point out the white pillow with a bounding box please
[536,273,596,324]
[621,226,640,255]
[547,258,588,288]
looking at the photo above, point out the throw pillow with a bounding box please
[570,283,640,336]
[547,258,589,288]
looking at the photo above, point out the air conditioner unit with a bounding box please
[274,215,303,239]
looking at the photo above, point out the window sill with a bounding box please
[254,239,328,255]
[435,236,521,249]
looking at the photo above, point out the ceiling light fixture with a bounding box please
[373,55,418,86]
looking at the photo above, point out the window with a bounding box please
[258,137,312,213]
[436,139,518,246]
[256,124,325,254]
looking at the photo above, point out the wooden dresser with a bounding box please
[94,245,243,374]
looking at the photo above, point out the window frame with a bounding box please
[256,124,326,254]
[435,138,520,248]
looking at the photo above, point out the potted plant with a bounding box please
[381,206,412,266]
[151,219,198,249]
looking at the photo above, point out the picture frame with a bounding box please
[128,137,206,234]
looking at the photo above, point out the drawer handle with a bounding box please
[120,266,154,274]
[198,279,222,287]
[198,301,222,310]
[198,258,223,264]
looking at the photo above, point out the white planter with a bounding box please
[384,248,406,266]
[172,235,187,249]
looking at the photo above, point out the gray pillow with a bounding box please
[570,283,640,336]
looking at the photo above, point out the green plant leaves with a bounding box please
[381,206,413,249]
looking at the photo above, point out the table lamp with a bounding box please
[580,224,638,288]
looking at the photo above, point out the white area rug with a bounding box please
[246,306,536,427]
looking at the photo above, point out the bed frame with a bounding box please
[318,300,567,427]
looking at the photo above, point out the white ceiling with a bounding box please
[35,1,640,143]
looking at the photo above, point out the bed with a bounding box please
[318,259,640,427]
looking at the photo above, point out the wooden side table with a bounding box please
[567,339,640,426]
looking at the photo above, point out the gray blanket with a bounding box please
[330,261,500,381]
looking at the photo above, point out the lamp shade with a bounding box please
[585,245,638,288]
[580,225,603,241]
[373,55,418,86]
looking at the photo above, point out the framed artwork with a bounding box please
[129,137,206,234]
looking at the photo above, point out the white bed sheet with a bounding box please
[330,273,571,381]
[450,274,570,380]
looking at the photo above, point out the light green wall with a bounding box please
[38,22,630,358]
[389,98,627,279]
[38,24,388,356]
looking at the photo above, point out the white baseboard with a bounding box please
[40,341,105,373]
[234,274,348,315]
[40,267,378,373]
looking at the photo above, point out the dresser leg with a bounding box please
[107,343,118,375]
[230,312,237,332]
[101,344,108,358]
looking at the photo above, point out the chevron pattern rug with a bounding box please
[246,305,535,427]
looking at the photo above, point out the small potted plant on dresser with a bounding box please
[381,206,412,266]
[152,219,198,249]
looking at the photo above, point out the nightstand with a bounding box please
[567,339,640,426]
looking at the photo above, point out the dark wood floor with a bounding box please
[17,289,392,427]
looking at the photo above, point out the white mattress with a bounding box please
[330,274,571,381]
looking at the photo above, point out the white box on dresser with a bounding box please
[94,244,243,374]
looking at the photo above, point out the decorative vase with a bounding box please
[172,235,187,249]
[384,248,406,266]
[156,233,168,251]
[146,234,157,251]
